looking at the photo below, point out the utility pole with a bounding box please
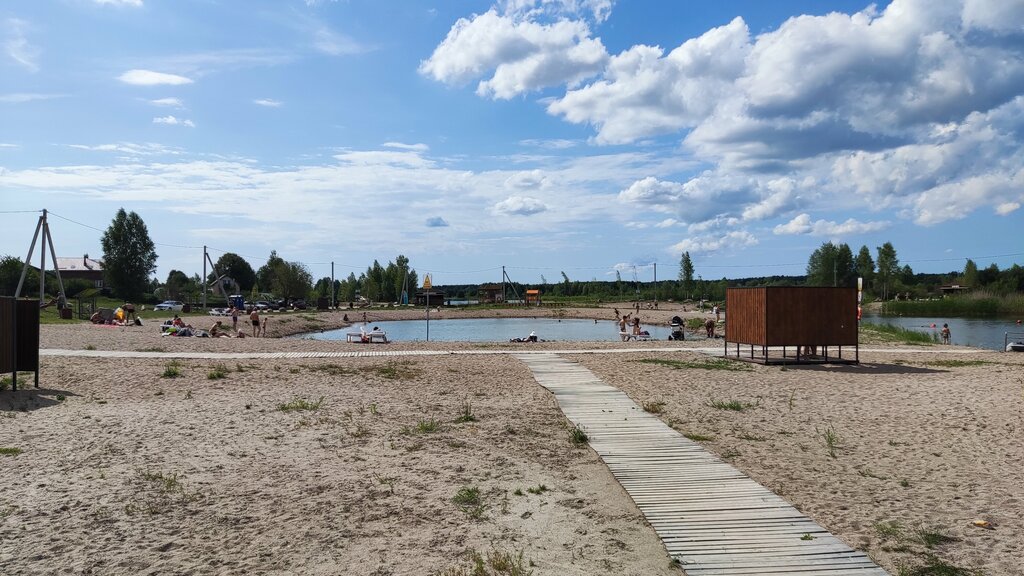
[653,262,657,307]
[202,245,208,310]
[331,261,335,308]
[501,265,506,304]
[16,209,67,305]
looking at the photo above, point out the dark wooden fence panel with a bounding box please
[0,297,14,373]
[16,299,40,371]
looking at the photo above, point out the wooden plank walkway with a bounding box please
[517,353,888,576]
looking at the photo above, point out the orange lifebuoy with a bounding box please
[857,306,862,321]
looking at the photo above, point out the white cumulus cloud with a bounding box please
[671,231,758,255]
[420,9,608,99]
[148,97,183,107]
[773,213,890,236]
[153,115,195,127]
[493,195,547,215]
[119,69,193,86]
[253,98,283,107]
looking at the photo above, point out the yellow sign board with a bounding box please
[423,274,432,289]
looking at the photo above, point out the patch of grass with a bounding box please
[916,528,959,549]
[161,361,181,378]
[56,394,66,402]
[568,423,588,446]
[85,344,96,350]
[819,423,841,458]
[0,447,23,456]
[636,358,752,371]
[642,400,666,413]
[707,398,759,411]
[277,396,325,412]
[127,470,200,515]
[207,364,230,380]
[900,478,911,488]
[683,432,715,442]
[453,486,487,520]
[513,488,524,496]
[363,361,421,381]
[875,520,903,539]
[922,360,996,368]
[308,364,357,376]
[896,554,980,576]
[438,548,533,576]
[455,400,477,423]
[800,533,815,541]
[526,484,548,495]
[415,418,442,433]
[453,486,482,506]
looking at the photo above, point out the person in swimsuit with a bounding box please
[250,308,260,337]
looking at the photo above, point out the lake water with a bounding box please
[302,317,679,343]
[862,314,1024,350]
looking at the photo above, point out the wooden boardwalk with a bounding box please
[518,353,888,576]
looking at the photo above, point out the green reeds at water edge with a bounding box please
[883,291,1024,316]
[859,322,938,344]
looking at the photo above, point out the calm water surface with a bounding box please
[302,317,680,342]
[862,314,1024,350]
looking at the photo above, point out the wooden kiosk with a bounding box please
[724,287,858,364]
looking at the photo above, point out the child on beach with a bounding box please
[941,323,951,344]
[261,317,268,337]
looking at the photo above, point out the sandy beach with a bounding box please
[2,303,1022,575]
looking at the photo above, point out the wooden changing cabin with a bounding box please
[724,287,858,364]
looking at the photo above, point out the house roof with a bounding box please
[54,257,104,272]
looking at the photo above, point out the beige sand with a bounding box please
[3,304,1022,575]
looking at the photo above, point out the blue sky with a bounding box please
[2,0,1022,286]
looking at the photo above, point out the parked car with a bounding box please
[253,301,272,311]
[154,300,184,312]
[290,299,308,310]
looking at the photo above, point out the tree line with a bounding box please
[1,208,1020,305]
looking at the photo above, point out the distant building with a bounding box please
[55,255,104,288]
[479,283,504,303]
[938,284,970,296]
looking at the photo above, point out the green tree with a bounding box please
[256,251,285,294]
[679,251,694,298]
[214,252,256,293]
[961,259,979,288]
[855,245,875,295]
[875,242,899,300]
[0,255,37,297]
[806,242,855,286]
[164,269,191,300]
[100,208,158,301]
[274,261,313,300]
